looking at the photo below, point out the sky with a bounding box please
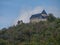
[0,0,60,29]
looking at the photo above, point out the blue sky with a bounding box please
[0,0,60,29]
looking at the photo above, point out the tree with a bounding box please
[17,20,23,25]
[47,13,56,22]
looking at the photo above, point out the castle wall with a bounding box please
[30,18,47,23]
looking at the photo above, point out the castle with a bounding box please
[17,10,48,24]
[30,10,48,23]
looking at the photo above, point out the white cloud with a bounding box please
[46,7,60,17]
[14,6,44,25]
[14,6,60,25]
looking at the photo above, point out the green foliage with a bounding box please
[47,13,56,22]
[0,17,60,45]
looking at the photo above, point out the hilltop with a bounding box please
[0,14,60,45]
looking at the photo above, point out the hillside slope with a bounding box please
[0,17,60,45]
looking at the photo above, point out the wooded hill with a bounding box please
[0,14,60,45]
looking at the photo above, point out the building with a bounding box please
[30,10,48,23]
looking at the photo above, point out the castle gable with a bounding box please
[41,10,47,15]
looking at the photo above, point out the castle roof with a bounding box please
[30,13,42,19]
[30,10,47,19]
